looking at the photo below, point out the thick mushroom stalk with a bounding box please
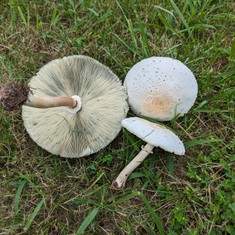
[113,143,154,188]
[0,82,81,112]
[27,94,76,108]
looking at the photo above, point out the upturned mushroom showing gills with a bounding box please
[124,57,198,121]
[113,117,185,188]
[0,55,128,158]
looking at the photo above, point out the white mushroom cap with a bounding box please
[22,55,128,158]
[124,57,198,121]
[122,117,185,155]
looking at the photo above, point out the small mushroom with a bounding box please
[124,57,198,121]
[113,117,185,188]
[0,55,128,158]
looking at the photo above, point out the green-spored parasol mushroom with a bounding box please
[0,55,128,158]
[124,56,198,121]
[113,117,185,188]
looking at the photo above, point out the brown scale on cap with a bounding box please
[0,82,30,111]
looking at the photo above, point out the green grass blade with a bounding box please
[128,172,146,180]
[14,180,27,214]
[140,193,165,235]
[155,5,175,17]
[157,13,184,39]
[109,191,141,207]
[76,207,99,235]
[169,0,193,39]
[113,33,137,54]
[185,139,223,148]
[114,0,139,54]
[17,6,27,26]
[124,129,140,152]
[115,0,128,22]
[130,0,150,56]
[230,39,235,58]
[167,154,174,175]
[18,173,46,197]
[51,8,59,25]
[127,19,138,49]
[24,197,47,231]
[71,198,96,205]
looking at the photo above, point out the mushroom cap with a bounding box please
[22,55,128,158]
[124,57,198,121]
[122,117,185,155]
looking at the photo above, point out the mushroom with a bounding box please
[0,55,128,158]
[124,57,198,121]
[113,117,185,188]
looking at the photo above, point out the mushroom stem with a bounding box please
[113,143,154,188]
[27,94,77,108]
[0,82,82,111]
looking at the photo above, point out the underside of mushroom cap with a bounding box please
[122,117,185,155]
[22,55,128,158]
[124,57,198,121]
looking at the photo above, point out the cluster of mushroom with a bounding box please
[0,55,197,189]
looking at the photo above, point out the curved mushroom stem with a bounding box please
[113,143,154,188]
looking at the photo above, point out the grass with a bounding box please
[0,0,234,234]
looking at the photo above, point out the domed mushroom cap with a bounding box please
[22,55,128,158]
[124,57,198,121]
[122,117,185,155]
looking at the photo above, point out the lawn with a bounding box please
[0,0,234,234]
